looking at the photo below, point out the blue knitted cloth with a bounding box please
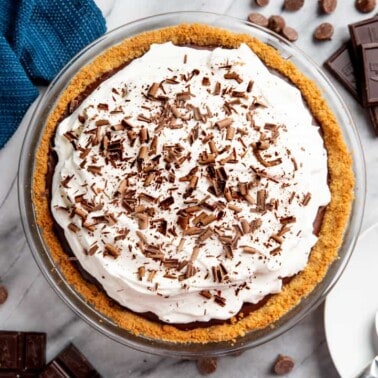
[0,0,106,148]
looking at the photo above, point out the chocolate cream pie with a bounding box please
[33,24,354,343]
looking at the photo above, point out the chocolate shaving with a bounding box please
[88,244,99,256]
[226,126,235,140]
[185,263,197,279]
[246,80,254,93]
[213,294,226,307]
[68,223,80,233]
[302,192,312,206]
[228,203,242,213]
[200,290,212,299]
[183,227,202,236]
[190,246,200,262]
[136,213,149,230]
[147,270,157,282]
[104,243,120,258]
[177,238,186,253]
[280,216,296,224]
[224,71,243,84]
[198,227,213,242]
[213,82,221,95]
[215,118,233,129]
[160,196,174,210]
[257,189,267,212]
[138,266,145,280]
[147,83,160,98]
[243,246,261,254]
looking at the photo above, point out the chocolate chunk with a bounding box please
[196,357,217,375]
[355,0,376,13]
[0,285,8,304]
[319,0,337,13]
[255,0,269,6]
[349,16,378,53]
[0,331,46,373]
[24,333,46,371]
[248,12,269,28]
[273,354,295,375]
[313,22,334,41]
[284,0,304,11]
[368,106,378,134]
[324,42,359,100]
[360,43,378,105]
[40,343,101,378]
[40,360,71,377]
[268,15,286,34]
[282,26,298,42]
[0,332,22,370]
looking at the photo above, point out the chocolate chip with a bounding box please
[355,0,376,13]
[283,0,304,11]
[196,357,217,375]
[273,354,295,375]
[268,15,286,34]
[248,13,269,28]
[313,22,334,41]
[0,285,8,304]
[255,0,270,6]
[281,26,298,41]
[319,0,337,13]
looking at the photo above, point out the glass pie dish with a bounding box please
[18,11,365,358]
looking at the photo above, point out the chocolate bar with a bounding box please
[0,331,46,374]
[349,16,378,53]
[39,343,101,378]
[324,42,359,100]
[368,100,378,133]
[360,43,378,106]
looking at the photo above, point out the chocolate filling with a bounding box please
[46,44,328,328]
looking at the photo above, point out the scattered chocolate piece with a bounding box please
[324,42,359,100]
[355,0,376,13]
[360,42,378,105]
[349,16,378,53]
[283,0,304,11]
[282,26,298,42]
[313,22,334,41]
[40,343,101,378]
[368,106,378,134]
[248,12,269,28]
[273,354,295,375]
[268,15,286,34]
[0,331,46,374]
[319,0,337,13]
[0,285,8,304]
[255,0,269,6]
[196,357,218,375]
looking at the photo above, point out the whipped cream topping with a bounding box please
[51,42,331,323]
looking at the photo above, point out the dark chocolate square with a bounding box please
[39,343,101,378]
[56,344,100,378]
[360,42,378,106]
[349,16,378,52]
[24,332,46,371]
[39,360,71,378]
[0,332,23,371]
[324,42,359,100]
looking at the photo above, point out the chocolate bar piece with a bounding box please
[0,331,46,374]
[349,16,378,53]
[39,343,101,378]
[324,42,359,100]
[368,102,378,134]
[360,42,378,106]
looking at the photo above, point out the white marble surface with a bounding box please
[1,1,377,377]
